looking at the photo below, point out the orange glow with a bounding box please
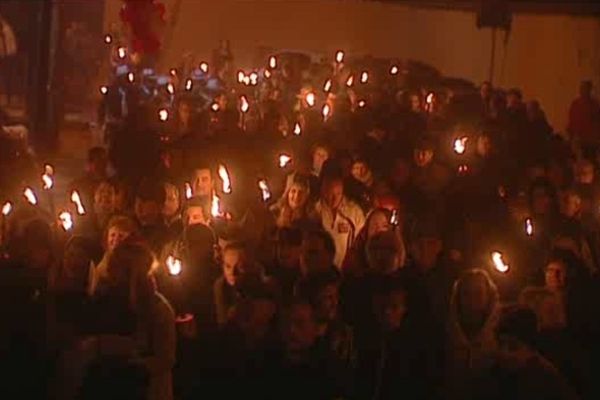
[243,76,250,86]
[42,174,53,190]
[237,70,245,83]
[117,47,126,59]
[491,251,509,273]
[264,69,272,79]
[166,255,182,276]
[24,187,37,205]
[269,56,277,69]
[211,193,223,218]
[322,103,331,121]
[211,102,220,112]
[158,108,169,122]
[249,72,259,86]
[323,79,332,93]
[360,71,368,84]
[59,211,73,231]
[167,83,175,95]
[2,201,12,216]
[104,34,112,44]
[346,75,354,87]
[99,85,108,95]
[127,72,135,83]
[390,65,399,75]
[305,92,316,107]
[71,191,86,215]
[258,180,271,202]
[279,154,292,168]
[358,100,366,108]
[169,68,177,76]
[453,137,468,154]
[185,79,193,91]
[240,95,249,113]
[184,183,193,200]
[335,50,345,64]
[293,123,301,136]
[218,164,232,194]
[199,62,209,73]
[525,218,534,236]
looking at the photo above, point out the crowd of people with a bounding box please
[1,40,600,399]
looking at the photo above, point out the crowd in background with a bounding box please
[1,40,600,399]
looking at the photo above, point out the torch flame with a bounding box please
[358,100,366,108]
[322,103,331,121]
[264,69,272,79]
[293,123,301,136]
[305,92,316,107]
[24,187,37,205]
[258,180,271,202]
[127,72,135,83]
[269,56,277,69]
[243,76,250,86]
[158,108,169,122]
[218,164,232,194]
[346,75,354,87]
[2,201,12,216]
[71,191,86,215]
[426,92,434,105]
[237,71,245,83]
[117,47,126,59]
[184,183,193,200]
[390,65,399,75]
[166,255,182,276]
[42,174,53,190]
[199,62,209,73]
[104,34,112,44]
[249,72,258,86]
[491,251,510,273]
[335,50,345,64]
[59,211,73,231]
[100,85,108,95]
[211,194,222,218]
[169,68,177,77]
[211,102,220,112]
[458,164,469,175]
[279,154,292,168]
[454,137,468,155]
[167,83,175,95]
[240,95,249,113]
[360,71,369,84]
[185,79,193,91]
[324,79,332,93]
[525,218,534,236]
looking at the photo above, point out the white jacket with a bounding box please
[315,198,365,268]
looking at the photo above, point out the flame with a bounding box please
[158,108,169,122]
[454,137,468,154]
[42,173,53,190]
[322,103,331,121]
[305,92,316,107]
[184,182,193,200]
[426,93,434,105]
[360,71,369,84]
[104,34,112,44]
[237,70,245,83]
[358,100,366,108]
[166,83,175,95]
[346,75,354,87]
[99,85,108,95]
[335,50,345,64]
[218,164,232,194]
[2,201,12,216]
[293,123,301,136]
[269,56,277,69]
[258,180,271,202]
[169,68,177,77]
[525,218,534,236]
[324,79,332,93]
[185,79,193,91]
[211,193,222,218]
[117,47,126,59]
[279,154,292,168]
[166,255,182,276]
[24,187,37,205]
[491,251,510,273]
[71,191,86,215]
[458,164,469,175]
[243,76,250,86]
[199,62,209,73]
[127,72,135,83]
[59,211,73,231]
[240,95,249,113]
[264,69,272,79]
[211,102,220,112]
[249,72,259,86]
[390,65,399,75]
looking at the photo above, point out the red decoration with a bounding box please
[120,0,166,55]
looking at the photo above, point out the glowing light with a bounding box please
[243,76,250,86]
[269,56,277,69]
[358,100,366,108]
[426,92,434,105]
[169,68,177,77]
[454,137,468,155]
[211,102,220,112]
[185,79,193,91]
[258,180,271,202]
[498,185,506,199]
[166,83,175,95]
[99,85,108,95]
[199,62,209,73]
[491,251,510,273]
[127,72,135,83]
[305,92,316,107]
[346,75,354,87]
[279,154,292,168]
[293,123,301,136]
[324,79,332,93]
[240,95,249,113]
[24,187,37,205]
[237,70,245,83]
[390,209,400,226]
[322,103,331,121]
[117,47,126,59]
[211,194,223,218]
[158,108,169,122]
[218,164,232,194]
[525,218,534,237]
[59,211,73,231]
[458,164,469,175]
[104,34,112,44]
[42,173,53,190]
[166,255,182,276]
[71,190,86,215]
[390,65,399,75]
[360,71,369,84]
[335,50,345,64]
[249,72,259,86]
[2,201,12,216]
[184,183,193,200]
